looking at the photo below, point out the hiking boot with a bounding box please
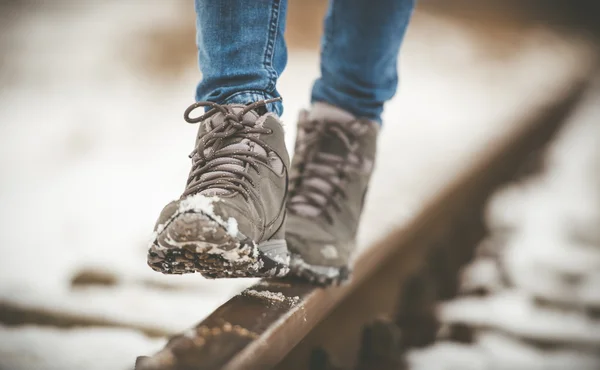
[286,103,379,285]
[147,99,291,279]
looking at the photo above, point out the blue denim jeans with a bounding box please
[194,0,414,123]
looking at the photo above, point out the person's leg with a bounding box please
[148,0,292,279]
[194,0,288,116]
[287,0,415,285]
[311,0,415,124]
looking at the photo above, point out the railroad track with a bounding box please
[134,76,590,370]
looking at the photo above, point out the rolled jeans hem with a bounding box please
[205,90,284,117]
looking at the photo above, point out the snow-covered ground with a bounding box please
[407,81,600,369]
[0,1,594,369]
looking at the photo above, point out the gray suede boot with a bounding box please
[287,102,379,285]
[147,99,291,279]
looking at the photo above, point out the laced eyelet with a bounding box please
[183,99,277,197]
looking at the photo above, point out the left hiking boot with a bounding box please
[286,103,379,285]
[147,99,291,279]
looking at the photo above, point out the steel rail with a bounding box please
[136,79,587,370]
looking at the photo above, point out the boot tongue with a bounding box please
[198,139,268,196]
[290,131,351,218]
[291,104,375,218]
[308,102,355,126]
[198,105,260,136]
[197,104,261,155]
[195,105,263,196]
[309,102,355,156]
[291,137,347,218]
[318,134,347,156]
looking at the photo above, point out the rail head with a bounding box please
[135,79,588,370]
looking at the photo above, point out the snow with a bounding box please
[478,331,600,370]
[290,255,346,280]
[408,343,487,370]
[320,245,339,260]
[0,1,595,369]
[459,258,503,294]
[174,194,241,239]
[177,194,220,218]
[441,290,600,344]
[0,325,165,370]
[406,79,600,369]
[242,289,287,303]
[226,217,239,238]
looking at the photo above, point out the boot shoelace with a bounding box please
[182,98,280,200]
[288,119,364,224]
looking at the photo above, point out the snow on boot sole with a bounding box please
[290,254,351,286]
[147,211,290,279]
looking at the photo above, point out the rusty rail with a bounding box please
[135,79,587,370]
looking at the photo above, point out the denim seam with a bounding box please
[263,0,280,93]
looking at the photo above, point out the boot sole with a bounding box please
[147,211,290,279]
[289,254,351,286]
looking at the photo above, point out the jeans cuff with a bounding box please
[221,90,283,117]
[311,83,383,125]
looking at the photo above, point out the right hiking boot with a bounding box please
[147,99,291,279]
[286,103,379,285]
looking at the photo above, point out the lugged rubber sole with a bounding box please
[147,211,290,279]
[289,254,351,286]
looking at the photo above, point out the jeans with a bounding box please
[194,0,415,123]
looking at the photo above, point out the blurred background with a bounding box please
[0,1,599,369]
